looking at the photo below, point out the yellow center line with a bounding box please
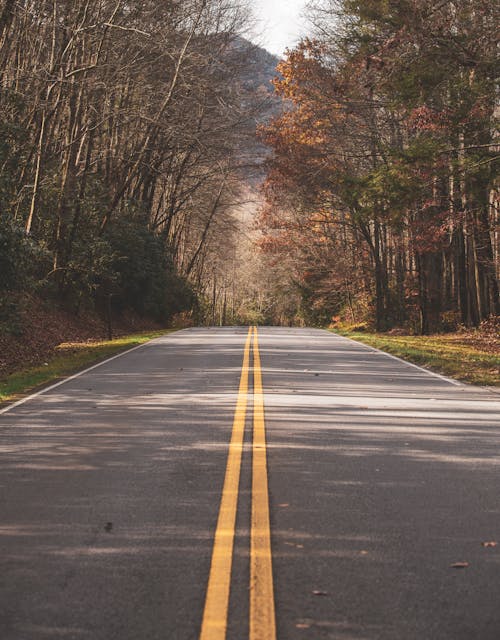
[200,327,253,640]
[250,327,277,640]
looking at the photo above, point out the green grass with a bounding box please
[330,329,500,387]
[0,329,175,404]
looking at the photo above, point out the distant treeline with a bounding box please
[0,0,261,325]
[260,0,499,333]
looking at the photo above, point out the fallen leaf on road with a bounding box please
[312,590,329,596]
[482,541,497,548]
[360,550,369,555]
[278,503,290,508]
[296,623,311,629]
[450,562,469,569]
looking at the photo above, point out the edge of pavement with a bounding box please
[0,329,185,416]
[324,328,500,396]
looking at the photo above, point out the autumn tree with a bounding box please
[259,0,499,332]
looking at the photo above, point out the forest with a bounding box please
[0,0,498,338]
[0,0,275,333]
[258,0,499,333]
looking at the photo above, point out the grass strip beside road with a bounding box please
[331,329,500,387]
[0,329,174,404]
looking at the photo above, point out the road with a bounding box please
[1,327,499,640]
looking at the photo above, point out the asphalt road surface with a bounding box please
[1,327,500,640]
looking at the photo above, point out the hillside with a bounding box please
[232,38,282,184]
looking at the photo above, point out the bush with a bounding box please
[104,219,197,323]
[0,221,36,334]
[0,220,34,293]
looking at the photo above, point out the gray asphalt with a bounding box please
[1,327,499,639]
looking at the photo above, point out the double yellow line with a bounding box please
[200,327,276,640]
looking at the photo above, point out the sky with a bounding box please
[250,0,309,57]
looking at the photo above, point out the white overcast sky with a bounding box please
[250,0,309,57]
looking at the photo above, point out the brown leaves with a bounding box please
[482,541,497,548]
[450,562,469,569]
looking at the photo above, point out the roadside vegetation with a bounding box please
[257,0,499,334]
[0,1,278,331]
[1,1,498,367]
[0,330,175,405]
[331,325,500,387]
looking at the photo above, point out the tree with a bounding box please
[258,0,499,332]
[0,0,264,324]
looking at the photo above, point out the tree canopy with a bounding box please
[258,0,499,332]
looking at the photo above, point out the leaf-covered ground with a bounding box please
[331,325,500,387]
[0,295,163,377]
